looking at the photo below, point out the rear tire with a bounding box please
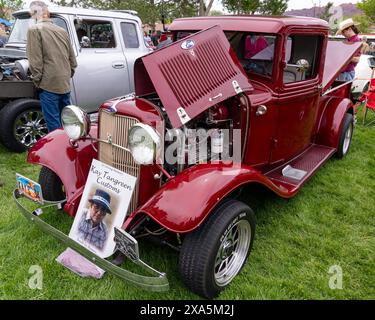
[179,199,256,299]
[0,99,47,153]
[38,166,65,201]
[336,113,354,159]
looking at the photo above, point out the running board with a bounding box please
[265,144,336,192]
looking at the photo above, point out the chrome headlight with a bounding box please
[61,105,91,140]
[128,124,160,165]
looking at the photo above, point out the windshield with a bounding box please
[8,17,35,43]
[176,30,276,78]
[226,32,276,78]
[8,16,68,44]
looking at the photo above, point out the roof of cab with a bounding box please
[169,15,329,34]
[13,6,141,22]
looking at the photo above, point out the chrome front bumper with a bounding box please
[13,189,169,292]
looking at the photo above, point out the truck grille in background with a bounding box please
[159,36,238,108]
[98,111,140,215]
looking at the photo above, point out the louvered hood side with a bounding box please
[140,25,253,128]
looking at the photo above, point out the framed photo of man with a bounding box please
[68,159,137,258]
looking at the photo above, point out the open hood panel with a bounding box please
[136,25,253,128]
[322,40,362,92]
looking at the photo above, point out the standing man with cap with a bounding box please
[336,18,362,82]
[27,1,77,133]
[78,189,112,250]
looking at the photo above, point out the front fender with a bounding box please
[27,126,98,216]
[316,97,353,148]
[135,163,291,233]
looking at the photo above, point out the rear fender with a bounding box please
[316,97,353,148]
[27,126,98,216]
[133,163,292,233]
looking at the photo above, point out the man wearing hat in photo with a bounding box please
[78,189,112,250]
[336,18,362,82]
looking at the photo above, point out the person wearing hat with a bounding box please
[27,1,77,133]
[336,18,362,82]
[78,189,112,250]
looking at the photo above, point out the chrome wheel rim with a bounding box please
[214,218,251,287]
[343,122,353,155]
[13,109,48,148]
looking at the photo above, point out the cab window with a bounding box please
[283,35,323,84]
[74,19,116,49]
[120,22,139,48]
[227,32,276,78]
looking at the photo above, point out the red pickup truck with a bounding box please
[15,16,361,298]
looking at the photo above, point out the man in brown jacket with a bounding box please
[27,1,77,132]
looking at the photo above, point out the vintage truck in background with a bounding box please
[15,16,361,298]
[0,6,148,152]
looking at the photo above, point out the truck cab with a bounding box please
[168,16,358,169]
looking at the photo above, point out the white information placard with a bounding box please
[69,159,137,258]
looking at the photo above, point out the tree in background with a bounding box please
[357,0,375,24]
[51,0,160,25]
[209,9,224,16]
[319,1,333,22]
[352,15,371,33]
[261,0,288,15]
[0,0,23,19]
[51,0,216,26]
[222,0,261,14]
[222,0,288,16]
[198,0,215,16]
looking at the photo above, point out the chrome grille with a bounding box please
[98,111,140,215]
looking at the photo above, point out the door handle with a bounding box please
[112,62,126,69]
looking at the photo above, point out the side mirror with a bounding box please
[80,36,91,48]
[296,59,310,72]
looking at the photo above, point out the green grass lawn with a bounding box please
[0,110,374,300]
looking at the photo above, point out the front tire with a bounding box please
[38,166,65,201]
[0,99,48,152]
[336,113,354,159]
[179,199,256,299]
